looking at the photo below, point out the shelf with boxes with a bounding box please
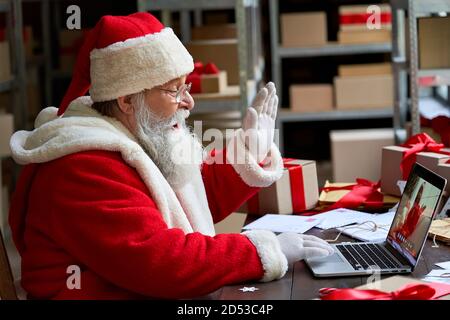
[391,0,450,143]
[0,0,27,236]
[138,0,264,119]
[269,0,395,153]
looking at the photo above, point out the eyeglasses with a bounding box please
[157,82,192,103]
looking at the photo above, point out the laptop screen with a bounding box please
[386,170,442,266]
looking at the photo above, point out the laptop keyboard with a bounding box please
[337,243,403,271]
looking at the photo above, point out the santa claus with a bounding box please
[8,12,332,299]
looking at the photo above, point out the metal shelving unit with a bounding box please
[391,0,450,143]
[0,0,27,130]
[269,0,394,153]
[137,0,265,117]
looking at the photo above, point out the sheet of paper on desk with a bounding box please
[314,208,376,230]
[422,270,450,285]
[242,214,321,234]
[436,261,450,270]
[336,211,395,242]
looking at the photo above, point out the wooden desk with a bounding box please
[204,218,450,300]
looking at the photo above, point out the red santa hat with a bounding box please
[58,12,194,116]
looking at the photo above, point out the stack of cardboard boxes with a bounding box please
[187,24,238,92]
[334,62,394,110]
[283,7,394,113]
[290,62,394,113]
[338,4,391,44]
[280,12,327,48]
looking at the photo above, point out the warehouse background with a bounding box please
[0,0,449,233]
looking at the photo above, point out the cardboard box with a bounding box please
[289,84,333,112]
[0,113,13,157]
[437,163,450,194]
[338,62,392,77]
[339,4,391,15]
[319,181,399,208]
[281,12,327,47]
[331,128,394,182]
[380,146,450,196]
[338,29,391,44]
[340,23,391,32]
[191,24,236,40]
[429,217,450,243]
[200,71,227,94]
[187,40,239,85]
[416,152,450,174]
[381,146,410,196]
[334,74,393,109]
[0,42,11,82]
[238,159,319,215]
[418,16,450,69]
[339,4,391,32]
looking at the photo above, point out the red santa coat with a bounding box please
[9,96,287,299]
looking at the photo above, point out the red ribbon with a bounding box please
[400,133,450,180]
[320,282,450,300]
[186,61,220,93]
[320,178,384,213]
[247,158,306,214]
[340,12,391,25]
[283,158,306,212]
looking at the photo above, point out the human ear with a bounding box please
[116,95,134,115]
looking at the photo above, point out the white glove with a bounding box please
[277,232,334,264]
[241,82,278,163]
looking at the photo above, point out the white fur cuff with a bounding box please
[226,129,283,188]
[243,230,288,282]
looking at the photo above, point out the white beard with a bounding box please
[132,93,204,188]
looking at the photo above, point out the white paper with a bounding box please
[422,269,450,285]
[242,214,321,234]
[397,180,406,194]
[314,208,375,230]
[336,211,396,242]
[436,261,450,270]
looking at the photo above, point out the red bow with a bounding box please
[320,282,450,300]
[400,133,450,179]
[186,61,220,94]
[320,178,384,212]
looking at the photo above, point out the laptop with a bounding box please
[306,163,447,277]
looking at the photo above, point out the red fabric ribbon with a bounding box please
[247,158,306,214]
[340,12,391,25]
[400,133,450,180]
[320,178,384,212]
[283,158,306,212]
[186,61,220,93]
[320,282,450,300]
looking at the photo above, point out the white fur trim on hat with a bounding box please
[225,128,284,188]
[89,28,194,102]
[242,230,288,282]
